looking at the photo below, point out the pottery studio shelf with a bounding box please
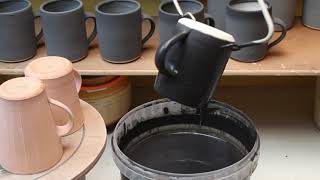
[0,18,320,76]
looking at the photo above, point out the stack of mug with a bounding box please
[1,0,319,65]
[0,56,85,174]
[0,0,156,64]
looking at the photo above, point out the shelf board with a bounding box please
[1,18,320,76]
[87,87,320,180]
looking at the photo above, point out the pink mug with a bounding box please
[25,56,83,135]
[0,77,74,174]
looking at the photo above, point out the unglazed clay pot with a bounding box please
[25,56,83,135]
[0,77,74,174]
[80,76,131,127]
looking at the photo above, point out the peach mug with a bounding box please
[0,77,74,174]
[25,56,84,135]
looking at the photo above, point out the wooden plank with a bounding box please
[0,19,320,76]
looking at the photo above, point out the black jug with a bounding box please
[154,0,279,107]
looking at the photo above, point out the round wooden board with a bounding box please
[0,100,107,180]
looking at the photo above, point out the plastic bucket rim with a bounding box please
[112,99,260,179]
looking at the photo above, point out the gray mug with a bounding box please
[40,0,97,62]
[303,0,320,30]
[226,0,287,62]
[267,0,297,31]
[0,0,42,62]
[207,0,231,30]
[159,0,215,43]
[96,0,155,63]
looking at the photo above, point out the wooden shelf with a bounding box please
[1,18,320,76]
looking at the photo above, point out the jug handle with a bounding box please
[155,31,190,77]
[49,98,74,137]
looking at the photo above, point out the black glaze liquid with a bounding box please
[124,131,245,174]
[199,103,209,125]
[121,114,249,175]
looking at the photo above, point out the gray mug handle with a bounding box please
[142,13,156,45]
[33,13,43,43]
[85,12,97,44]
[204,13,215,27]
[268,17,287,49]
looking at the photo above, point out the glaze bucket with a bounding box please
[112,99,260,180]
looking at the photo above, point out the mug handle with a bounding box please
[85,12,97,44]
[268,17,287,49]
[72,69,82,93]
[155,30,190,77]
[48,98,74,137]
[33,13,43,43]
[142,13,156,45]
[204,13,215,27]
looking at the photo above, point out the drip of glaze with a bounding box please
[199,103,209,126]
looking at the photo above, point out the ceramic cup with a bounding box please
[226,0,287,62]
[25,56,84,135]
[96,0,155,63]
[159,0,215,43]
[267,0,297,31]
[40,0,97,62]
[0,0,43,62]
[0,77,74,174]
[303,0,320,30]
[207,0,231,30]
[155,18,236,107]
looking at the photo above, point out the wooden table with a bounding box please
[0,100,107,180]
